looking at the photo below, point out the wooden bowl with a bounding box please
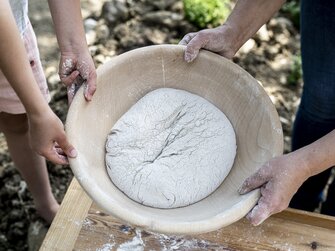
[66,45,283,234]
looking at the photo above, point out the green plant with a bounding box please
[183,0,231,28]
[281,0,300,29]
[288,54,302,86]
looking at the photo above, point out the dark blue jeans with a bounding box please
[289,0,335,215]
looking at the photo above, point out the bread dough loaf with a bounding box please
[106,88,236,208]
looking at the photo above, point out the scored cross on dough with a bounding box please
[106,88,237,209]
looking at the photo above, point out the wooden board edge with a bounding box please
[40,178,92,251]
[275,208,335,230]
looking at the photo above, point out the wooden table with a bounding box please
[40,179,335,251]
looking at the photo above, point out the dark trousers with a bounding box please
[289,0,335,215]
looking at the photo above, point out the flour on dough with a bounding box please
[105,88,236,208]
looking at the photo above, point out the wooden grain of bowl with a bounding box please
[66,45,283,234]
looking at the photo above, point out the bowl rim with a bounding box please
[66,44,283,234]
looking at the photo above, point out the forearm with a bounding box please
[47,0,87,53]
[296,129,335,177]
[226,0,286,51]
[0,0,50,116]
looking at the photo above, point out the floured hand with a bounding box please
[238,152,311,226]
[59,51,96,104]
[179,25,238,62]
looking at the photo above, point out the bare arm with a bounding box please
[301,130,335,176]
[226,0,286,52]
[47,0,87,52]
[48,0,96,103]
[180,0,286,61]
[239,130,335,225]
[0,0,76,164]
